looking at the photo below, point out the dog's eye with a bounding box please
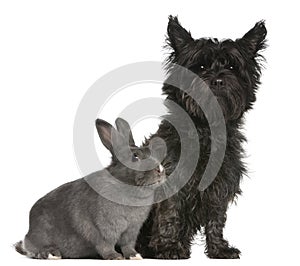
[227,65,234,70]
[200,65,205,70]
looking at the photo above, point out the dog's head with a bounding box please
[163,16,267,121]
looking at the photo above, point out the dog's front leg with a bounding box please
[148,196,191,259]
[204,202,240,259]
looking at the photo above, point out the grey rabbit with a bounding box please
[15,118,165,260]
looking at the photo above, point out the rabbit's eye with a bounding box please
[132,153,139,162]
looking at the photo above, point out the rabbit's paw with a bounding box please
[48,253,62,260]
[105,252,124,260]
[129,253,143,260]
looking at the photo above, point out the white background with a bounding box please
[1,0,299,265]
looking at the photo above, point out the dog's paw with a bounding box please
[155,250,190,260]
[207,246,241,259]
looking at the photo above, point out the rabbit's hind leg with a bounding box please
[31,245,62,260]
[23,236,62,259]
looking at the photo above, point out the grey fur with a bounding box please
[15,118,165,259]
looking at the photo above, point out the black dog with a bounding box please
[136,16,267,259]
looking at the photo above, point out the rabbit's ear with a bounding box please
[95,119,119,155]
[115,118,135,146]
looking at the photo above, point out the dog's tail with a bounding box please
[14,240,27,256]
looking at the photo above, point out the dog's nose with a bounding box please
[211,78,224,88]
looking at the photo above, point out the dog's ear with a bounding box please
[167,15,194,53]
[237,20,267,56]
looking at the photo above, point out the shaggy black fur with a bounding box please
[136,16,267,259]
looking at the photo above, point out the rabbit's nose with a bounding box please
[156,164,164,173]
[159,164,164,173]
